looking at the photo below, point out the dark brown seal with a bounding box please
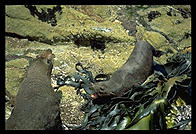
[91,41,160,98]
[6,49,62,130]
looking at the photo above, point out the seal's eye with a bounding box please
[47,59,52,64]
[100,87,104,91]
[99,87,104,94]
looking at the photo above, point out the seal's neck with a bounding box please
[26,59,52,82]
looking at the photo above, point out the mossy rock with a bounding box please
[59,86,84,125]
[6,5,135,46]
[6,58,29,68]
[136,6,191,51]
[6,68,26,97]
[6,58,29,95]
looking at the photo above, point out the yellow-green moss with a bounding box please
[6,5,135,46]
[6,68,25,97]
[6,58,29,69]
[137,6,191,51]
[5,5,34,20]
[166,97,188,129]
[58,86,85,124]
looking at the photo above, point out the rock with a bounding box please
[5,5,134,46]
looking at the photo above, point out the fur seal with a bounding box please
[6,49,62,130]
[91,41,162,98]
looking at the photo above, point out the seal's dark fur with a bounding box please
[6,49,62,130]
[91,41,159,98]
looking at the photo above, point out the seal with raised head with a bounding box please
[91,41,162,98]
[6,49,62,130]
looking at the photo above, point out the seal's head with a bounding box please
[90,82,116,99]
[35,49,55,76]
[36,49,55,65]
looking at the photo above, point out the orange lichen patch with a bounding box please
[68,5,104,23]
[113,19,122,25]
[182,46,191,54]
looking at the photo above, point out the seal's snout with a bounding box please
[90,83,104,99]
[90,83,111,98]
[90,84,98,99]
